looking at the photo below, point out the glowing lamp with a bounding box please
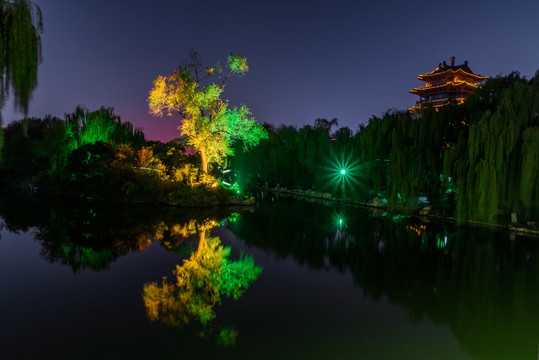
[340,169,346,175]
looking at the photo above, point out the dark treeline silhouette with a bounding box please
[0,106,239,205]
[227,197,539,360]
[231,72,539,225]
[1,106,145,183]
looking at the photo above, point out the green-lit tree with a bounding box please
[0,0,43,159]
[147,51,267,176]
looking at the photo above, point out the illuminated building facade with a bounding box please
[409,57,487,112]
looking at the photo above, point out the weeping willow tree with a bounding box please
[355,108,458,208]
[230,70,538,224]
[0,0,43,159]
[36,106,146,176]
[445,72,539,224]
[356,73,539,224]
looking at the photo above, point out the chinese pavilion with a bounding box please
[409,57,487,112]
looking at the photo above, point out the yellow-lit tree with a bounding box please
[147,51,267,175]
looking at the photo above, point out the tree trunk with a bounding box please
[200,146,208,174]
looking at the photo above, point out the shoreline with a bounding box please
[264,186,539,237]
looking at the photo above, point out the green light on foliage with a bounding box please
[227,54,249,75]
[228,182,242,195]
[219,179,242,195]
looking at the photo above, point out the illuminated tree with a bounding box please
[148,51,267,175]
[0,0,42,159]
[41,116,77,174]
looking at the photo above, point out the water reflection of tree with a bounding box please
[143,219,261,345]
[228,198,539,360]
[0,191,251,272]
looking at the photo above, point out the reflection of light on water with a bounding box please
[333,210,348,230]
[436,234,449,249]
[332,210,353,248]
[406,224,427,236]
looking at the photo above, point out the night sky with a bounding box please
[3,0,539,142]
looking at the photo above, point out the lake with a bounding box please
[0,193,537,359]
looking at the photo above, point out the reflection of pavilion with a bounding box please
[409,57,486,112]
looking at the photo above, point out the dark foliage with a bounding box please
[231,72,539,224]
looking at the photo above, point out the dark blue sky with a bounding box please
[3,0,539,141]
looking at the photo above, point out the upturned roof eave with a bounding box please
[409,82,480,95]
[418,68,487,82]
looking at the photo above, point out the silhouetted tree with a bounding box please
[0,0,43,158]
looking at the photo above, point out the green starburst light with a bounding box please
[324,153,361,190]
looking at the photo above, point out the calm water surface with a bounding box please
[0,194,537,359]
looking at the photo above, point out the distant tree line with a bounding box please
[0,106,237,205]
[1,106,142,182]
[1,72,537,223]
[231,71,539,225]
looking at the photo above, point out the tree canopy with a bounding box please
[0,0,42,115]
[148,52,267,175]
[230,72,539,225]
[0,0,42,160]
